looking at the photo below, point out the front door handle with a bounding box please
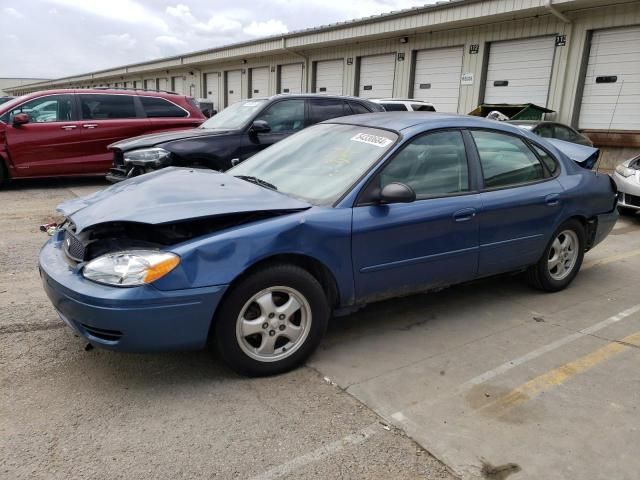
[61,125,77,130]
[453,208,477,222]
[545,194,561,207]
[83,124,98,129]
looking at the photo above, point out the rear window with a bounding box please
[381,103,408,112]
[411,104,436,112]
[80,94,137,120]
[348,101,371,114]
[140,97,187,118]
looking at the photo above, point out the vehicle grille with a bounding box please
[63,228,86,262]
[625,193,640,207]
[81,324,123,342]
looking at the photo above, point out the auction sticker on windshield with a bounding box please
[350,132,393,148]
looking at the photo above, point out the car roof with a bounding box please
[6,88,189,100]
[250,94,376,103]
[373,98,433,104]
[327,112,535,135]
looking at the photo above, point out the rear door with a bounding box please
[3,94,85,177]
[470,129,564,276]
[77,93,150,173]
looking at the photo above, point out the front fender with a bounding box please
[153,207,356,306]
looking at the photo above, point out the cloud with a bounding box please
[155,35,188,48]
[243,19,288,37]
[4,7,25,19]
[99,33,137,50]
[166,4,243,35]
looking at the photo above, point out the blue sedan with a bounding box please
[39,113,618,376]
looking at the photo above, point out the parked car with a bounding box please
[372,98,436,112]
[0,96,14,105]
[106,94,384,182]
[40,113,618,376]
[0,89,205,184]
[507,120,593,147]
[613,154,640,214]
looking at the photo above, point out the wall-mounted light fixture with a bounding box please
[400,36,408,43]
[241,59,247,64]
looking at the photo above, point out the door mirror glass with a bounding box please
[12,113,30,126]
[251,120,271,133]
[379,182,416,203]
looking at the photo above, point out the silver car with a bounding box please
[613,155,640,214]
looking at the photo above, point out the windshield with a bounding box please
[229,123,398,206]
[200,99,268,130]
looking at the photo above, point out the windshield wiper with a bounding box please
[235,175,278,191]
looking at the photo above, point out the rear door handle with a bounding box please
[453,208,477,222]
[61,125,77,130]
[83,124,98,129]
[545,194,561,207]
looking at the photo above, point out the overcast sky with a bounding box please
[0,0,431,79]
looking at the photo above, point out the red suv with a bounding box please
[0,89,205,183]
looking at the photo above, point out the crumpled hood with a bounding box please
[109,128,233,152]
[58,167,311,232]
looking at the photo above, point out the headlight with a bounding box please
[123,148,171,167]
[615,164,636,178]
[83,250,180,287]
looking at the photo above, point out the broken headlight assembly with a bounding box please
[123,148,171,167]
[82,250,180,287]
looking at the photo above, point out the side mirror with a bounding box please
[13,113,30,127]
[379,182,416,204]
[251,120,271,133]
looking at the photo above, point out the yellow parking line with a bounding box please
[479,331,640,415]
[582,248,640,270]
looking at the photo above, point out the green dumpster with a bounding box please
[467,103,555,121]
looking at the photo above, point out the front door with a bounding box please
[469,129,564,276]
[352,130,480,302]
[236,98,306,161]
[4,94,84,177]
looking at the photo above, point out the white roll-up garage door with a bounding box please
[250,67,269,98]
[157,78,169,91]
[484,36,555,106]
[226,70,242,106]
[172,76,185,94]
[315,59,344,95]
[204,72,220,109]
[358,53,396,98]
[579,26,640,130]
[279,64,303,94]
[413,46,464,113]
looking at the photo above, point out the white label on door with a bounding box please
[461,73,474,85]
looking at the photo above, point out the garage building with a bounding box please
[7,0,640,167]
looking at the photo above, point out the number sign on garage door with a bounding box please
[358,54,396,99]
[579,26,640,130]
[315,59,344,95]
[250,67,269,98]
[413,46,464,113]
[279,64,303,94]
[204,73,220,109]
[226,70,242,106]
[484,36,556,106]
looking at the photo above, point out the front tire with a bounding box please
[214,264,330,377]
[526,219,585,292]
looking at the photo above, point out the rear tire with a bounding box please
[0,159,8,187]
[214,264,329,377]
[526,219,585,292]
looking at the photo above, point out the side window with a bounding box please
[553,124,577,142]
[381,103,408,111]
[140,97,187,118]
[8,95,74,123]
[79,94,137,120]
[471,130,546,189]
[348,101,371,114]
[380,130,469,198]
[309,99,346,124]
[254,99,305,133]
[534,124,553,138]
[532,144,558,175]
[411,104,436,112]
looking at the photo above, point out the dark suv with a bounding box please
[106,94,384,182]
[0,88,204,183]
